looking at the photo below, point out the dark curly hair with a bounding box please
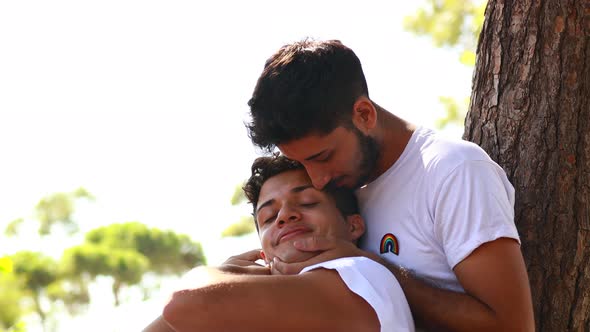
[246,38,369,152]
[243,154,359,231]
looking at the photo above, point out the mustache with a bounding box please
[324,176,345,190]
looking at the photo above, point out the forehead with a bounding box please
[278,127,348,161]
[258,169,315,204]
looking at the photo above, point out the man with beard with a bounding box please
[236,38,535,331]
[144,155,414,331]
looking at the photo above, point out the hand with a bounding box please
[219,249,271,275]
[271,236,382,275]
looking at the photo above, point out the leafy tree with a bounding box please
[35,187,93,235]
[230,182,247,206]
[0,257,26,332]
[9,252,59,332]
[4,187,93,237]
[221,215,255,238]
[404,0,486,65]
[84,222,206,275]
[404,0,487,128]
[4,219,24,237]
[61,222,206,306]
[7,251,91,332]
[221,183,256,237]
[61,244,148,306]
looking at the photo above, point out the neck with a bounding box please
[370,104,416,182]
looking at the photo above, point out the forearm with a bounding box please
[390,266,499,332]
[143,316,176,332]
[163,270,379,332]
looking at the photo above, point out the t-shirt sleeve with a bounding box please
[433,160,520,269]
[300,257,415,332]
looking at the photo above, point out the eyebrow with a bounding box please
[304,149,327,161]
[256,184,315,215]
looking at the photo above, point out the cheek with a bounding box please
[259,228,273,249]
[334,151,356,169]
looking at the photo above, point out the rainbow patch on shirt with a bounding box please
[380,233,399,255]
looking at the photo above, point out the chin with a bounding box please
[276,245,319,264]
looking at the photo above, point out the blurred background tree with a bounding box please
[61,222,206,306]
[61,244,148,307]
[9,251,63,332]
[0,257,27,332]
[404,0,487,128]
[1,193,206,331]
[84,222,206,275]
[4,187,93,237]
[221,183,255,238]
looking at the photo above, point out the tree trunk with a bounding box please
[33,292,47,332]
[112,279,121,307]
[464,0,590,330]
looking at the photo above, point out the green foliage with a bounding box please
[9,251,62,329]
[61,244,148,306]
[11,251,59,293]
[435,96,470,128]
[230,182,247,206]
[84,222,206,275]
[0,266,24,330]
[4,187,93,240]
[34,187,93,235]
[62,222,205,306]
[4,219,24,237]
[61,244,143,280]
[45,279,90,316]
[404,0,486,64]
[221,215,256,238]
[0,321,27,332]
[0,257,13,274]
[404,0,487,128]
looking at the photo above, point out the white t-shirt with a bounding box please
[357,127,519,292]
[301,256,415,332]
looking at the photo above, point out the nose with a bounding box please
[306,167,331,189]
[276,204,301,227]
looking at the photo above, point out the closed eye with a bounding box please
[264,215,277,224]
[301,202,319,207]
[314,154,331,162]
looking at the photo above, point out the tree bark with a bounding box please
[464,0,590,330]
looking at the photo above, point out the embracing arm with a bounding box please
[273,237,533,332]
[162,267,379,332]
[143,316,175,332]
[390,237,534,331]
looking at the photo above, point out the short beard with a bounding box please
[354,127,380,188]
[326,127,380,190]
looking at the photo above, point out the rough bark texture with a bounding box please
[464,0,590,331]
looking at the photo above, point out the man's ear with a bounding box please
[351,96,377,134]
[260,250,268,264]
[346,214,366,241]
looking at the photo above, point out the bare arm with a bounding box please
[143,316,175,332]
[162,267,379,332]
[391,238,534,331]
[272,237,534,331]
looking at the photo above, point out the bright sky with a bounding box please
[0,1,472,330]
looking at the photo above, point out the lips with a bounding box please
[276,226,312,245]
[332,175,348,188]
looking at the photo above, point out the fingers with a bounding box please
[223,249,263,266]
[218,264,271,275]
[220,249,270,275]
[233,249,264,261]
